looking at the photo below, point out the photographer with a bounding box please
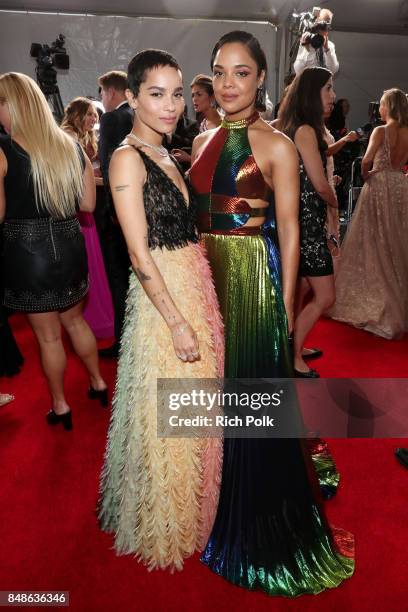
[294,9,339,76]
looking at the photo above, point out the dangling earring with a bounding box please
[255,84,266,112]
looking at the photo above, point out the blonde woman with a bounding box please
[0,73,107,430]
[61,97,114,339]
[330,88,408,338]
[61,97,99,163]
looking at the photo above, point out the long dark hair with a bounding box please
[328,99,346,132]
[279,67,332,151]
[210,30,267,112]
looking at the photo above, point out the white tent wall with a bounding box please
[330,30,408,128]
[0,12,277,112]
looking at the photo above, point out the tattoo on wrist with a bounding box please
[135,267,152,282]
[172,322,188,337]
[114,184,130,192]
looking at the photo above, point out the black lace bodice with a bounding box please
[132,147,198,250]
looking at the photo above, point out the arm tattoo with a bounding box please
[135,267,152,282]
[114,184,130,192]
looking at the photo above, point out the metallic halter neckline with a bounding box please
[221,111,260,130]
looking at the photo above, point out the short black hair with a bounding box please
[127,49,180,96]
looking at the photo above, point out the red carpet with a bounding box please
[0,315,407,611]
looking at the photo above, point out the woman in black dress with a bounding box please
[0,72,107,429]
[279,67,338,377]
[0,230,24,378]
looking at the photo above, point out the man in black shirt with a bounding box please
[98,71,133,358]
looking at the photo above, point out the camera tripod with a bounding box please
[43,87,65,123]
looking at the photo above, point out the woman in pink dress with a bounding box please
[61,98,114,338]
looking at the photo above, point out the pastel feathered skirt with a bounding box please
[98,242,224,570]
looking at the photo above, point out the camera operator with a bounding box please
[294,9,339,76]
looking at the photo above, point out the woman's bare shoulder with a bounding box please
[294,124,315,138]
[110,144,147,181]
[112,143,143,162]
[254,119,297,156]
[195,128,218,146]
[192,127,220,160]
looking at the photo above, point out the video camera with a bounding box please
[292,6,331,50]
[30,34,69,95]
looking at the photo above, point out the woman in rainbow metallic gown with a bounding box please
[190,31,354,597]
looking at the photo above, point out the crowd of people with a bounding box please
[0,22,408,599]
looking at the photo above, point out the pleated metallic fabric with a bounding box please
[190,112,354,596]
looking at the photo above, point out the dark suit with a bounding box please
[99,102,134,185]
[98,102,134,343]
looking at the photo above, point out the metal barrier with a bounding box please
[347,156,364,223]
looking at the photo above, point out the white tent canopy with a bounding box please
[0,0,407,126]
[1,0,407,32]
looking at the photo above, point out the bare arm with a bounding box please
[324,39,339,75]
[109,146,199,361]
[78,155,96,212]
[191,131,211,165]
[269,135,300,333]
[295,125,338,208]
[361,127,383,179]
[326,131,358,156]
[0,149,6,223]
[293,43,309,76]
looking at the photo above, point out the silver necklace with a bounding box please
[128,132,169,157]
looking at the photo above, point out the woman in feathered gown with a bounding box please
[98,50,223,571]
[330,88,408,339]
